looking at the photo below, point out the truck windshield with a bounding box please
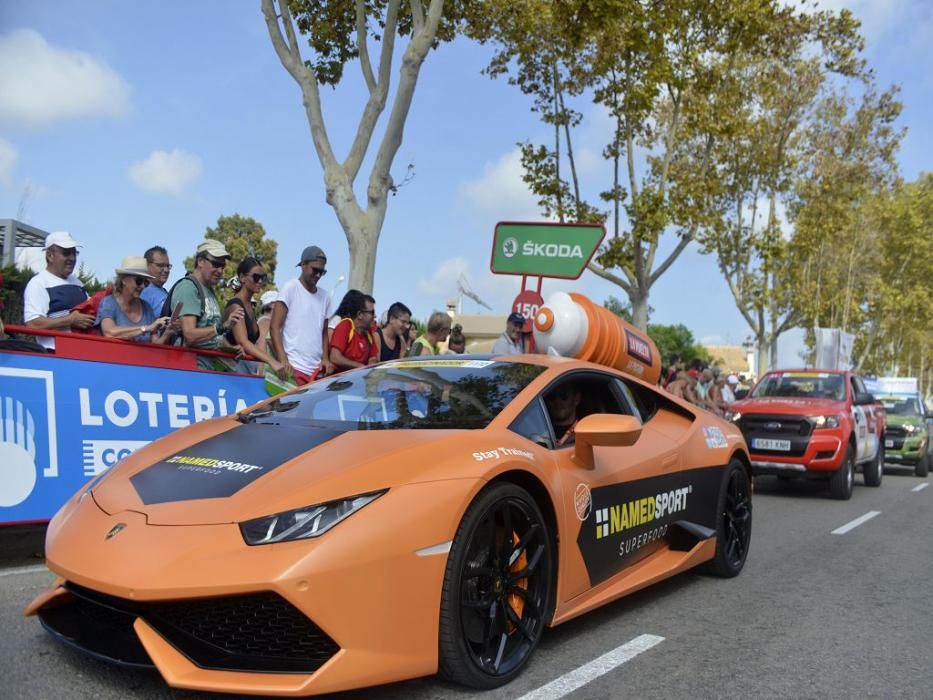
[880,397,923,416]
[244,358,545,430]
[750,372,845,401]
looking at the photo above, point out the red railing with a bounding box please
[2,324,258,376]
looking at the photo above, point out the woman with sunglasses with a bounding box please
[96,256,176,343]
[223,257,284,375]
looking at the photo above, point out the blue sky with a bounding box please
[1,0,930,366]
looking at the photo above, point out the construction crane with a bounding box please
[456,274,492,314]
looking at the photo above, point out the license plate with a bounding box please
[752,438,791,451]
[885,439,894,448]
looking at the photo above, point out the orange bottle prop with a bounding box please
[532,292,661,385]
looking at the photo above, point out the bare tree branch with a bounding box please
[657,90,681,199]
[344,0,401,181]
[261,0,339,171]
[587,261,634,295]
[410,0,425,32]
[649,230,694,287]
[356,0,377,93]
[368,0,443,205]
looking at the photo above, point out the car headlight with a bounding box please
[726,411,741,423]
[240,491,386,545]
[903,424,917,434]
[811,415,841,429]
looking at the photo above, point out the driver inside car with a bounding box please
[545,384,582,446]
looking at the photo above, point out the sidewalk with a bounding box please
[0,525,46,569]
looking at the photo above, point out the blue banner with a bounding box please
[0,353,267,524]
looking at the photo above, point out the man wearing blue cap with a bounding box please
[492,312,529,355]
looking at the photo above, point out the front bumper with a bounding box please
[883,435,926,465]
[746,433,845,475]
[26,479,479,697]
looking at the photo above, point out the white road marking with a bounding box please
[912,483,929,493]
[0,564,48,578]
[516,634,664,700]
[831,511,881,535]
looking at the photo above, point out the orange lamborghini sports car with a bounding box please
[26,352,752,696]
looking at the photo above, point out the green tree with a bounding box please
[261,0,472,293]
[186,214,278,303]
[480,0,802,330]
[788,86,903,369]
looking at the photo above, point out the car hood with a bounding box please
[92,417,481,526]
[732,396,846,416]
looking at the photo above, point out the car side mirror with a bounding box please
[573,414,643,468]
[854,392,874,406]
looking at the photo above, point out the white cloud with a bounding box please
[0,29,130,128]
[128,149,202,196]
[0,138,16,188]
[457,148,542,222]
[417,256,470,298]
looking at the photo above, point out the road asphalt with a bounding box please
[1,466,929,700]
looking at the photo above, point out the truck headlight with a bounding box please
[903,424,917,434]
[811,415,841,429]
[240,491,386,545]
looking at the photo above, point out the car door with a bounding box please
[850,375,871,461]
[536,371,688,599]
[854,376,880,460]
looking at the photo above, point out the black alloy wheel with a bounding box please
[439,483,553,689]
[829,446,855,500]
[703,459,752,577]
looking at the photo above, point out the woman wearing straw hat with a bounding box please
[96,255,177,344]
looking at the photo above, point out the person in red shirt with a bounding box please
[330,292,378,372]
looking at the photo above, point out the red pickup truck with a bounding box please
[728,369,886,500]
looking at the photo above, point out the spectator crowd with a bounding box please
[15,229,752,412]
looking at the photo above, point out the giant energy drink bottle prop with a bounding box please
[532,292,661,385]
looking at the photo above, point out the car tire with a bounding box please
[917,454,930,478]
[863,442,883,487]
[700,459,752,578]
[438,482,554,689]
[829,446,855,500]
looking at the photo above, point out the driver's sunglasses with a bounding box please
[251,273,268,283]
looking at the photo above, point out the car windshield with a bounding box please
[246,358,545,430]
[880,397,923,416]
[750,372,846,401]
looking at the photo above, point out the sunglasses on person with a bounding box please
[250,273,268,283]
[307,266,327,277]
[151,262,172,271]
[130,276,147,287]
[204,256,226,269]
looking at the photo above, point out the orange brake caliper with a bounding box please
[507,532,528,633]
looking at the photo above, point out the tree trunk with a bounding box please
[756,337,769,377]
[347,225,378,293]
[629,288,649,331]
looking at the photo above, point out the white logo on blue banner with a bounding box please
[0,354,267,522]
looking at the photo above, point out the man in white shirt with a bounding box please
[270,245,335,384]
[492,312,528,355]
[24,231,93,350]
